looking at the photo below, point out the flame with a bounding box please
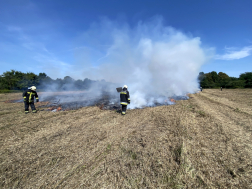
[170,99,176,102]
[57,107,62,111]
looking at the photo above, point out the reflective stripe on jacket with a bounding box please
[23,89,39,102]
[120,89,130,105]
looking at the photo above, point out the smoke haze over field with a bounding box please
[68,17,208,108]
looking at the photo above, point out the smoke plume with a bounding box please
[69,17,207,108]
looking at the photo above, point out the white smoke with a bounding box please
[71,17,207,108]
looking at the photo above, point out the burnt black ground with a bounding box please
[9,92,189,111]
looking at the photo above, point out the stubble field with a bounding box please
[0,89,252,188]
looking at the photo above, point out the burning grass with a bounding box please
[0,89,252,188]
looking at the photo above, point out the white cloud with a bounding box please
[215,46,252,60]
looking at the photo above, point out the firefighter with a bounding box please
[23,86,39,114]
[200,87,203,92]
[120,85,130,115]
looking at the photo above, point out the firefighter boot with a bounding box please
[121,105,127,115]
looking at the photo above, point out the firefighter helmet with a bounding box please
[30,86,36,91]
[123,85,128,89]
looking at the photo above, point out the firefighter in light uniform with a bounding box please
[23,86,39,114]
[120,85,130,115]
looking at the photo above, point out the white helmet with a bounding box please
[30,86,36,91]
[123,85,128,89]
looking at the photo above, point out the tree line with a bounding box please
[198,71,252,88]
[0,70,99,91]
[1,70,252,92]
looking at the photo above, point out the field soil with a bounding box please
[0,89,252,188]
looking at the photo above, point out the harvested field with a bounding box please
[0,89,252,188]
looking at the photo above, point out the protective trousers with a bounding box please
[121,105,127,115]
[24,101,36,113]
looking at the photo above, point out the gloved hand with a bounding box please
[36,99,39,102]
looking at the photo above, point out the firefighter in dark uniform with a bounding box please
[23,86,39,114]
[120,85,130,115]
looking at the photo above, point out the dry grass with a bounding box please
[0,89,252,188]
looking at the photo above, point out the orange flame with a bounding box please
[57,107,62,111]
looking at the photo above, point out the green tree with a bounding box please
[198,72,205,82]
[74,79,83,90]
[83,78,92,89]
[210,71,218,84]
[218,72,230,87]
[205,73,215,88]
[18,72,39,90]
[199,72,208,88]
[1,70,19,90]
[226,80,245,88]
[38,73,53,86]
[239,72,252,88]
[63,76,74,84]
[0,75,8,90]
[38,73,47,80]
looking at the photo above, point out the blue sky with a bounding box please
[0,0,251,79]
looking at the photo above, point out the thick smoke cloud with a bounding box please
[70,17,207,108]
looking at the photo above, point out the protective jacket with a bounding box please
[120,88,130,105]
[23,89,39,103]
